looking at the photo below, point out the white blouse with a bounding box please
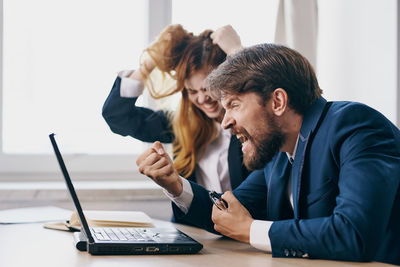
[195,124,231,193]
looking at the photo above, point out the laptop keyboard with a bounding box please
[91,227,153,242]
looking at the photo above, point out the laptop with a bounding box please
[49,133,203,255]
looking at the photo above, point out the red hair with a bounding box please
[141,24,226,177]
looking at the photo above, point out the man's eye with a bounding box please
[188,90,197,95]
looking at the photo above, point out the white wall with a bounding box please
[317,0,398,125]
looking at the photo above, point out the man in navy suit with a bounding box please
[136,44,400,265]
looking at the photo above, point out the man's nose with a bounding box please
[221,113,234,130]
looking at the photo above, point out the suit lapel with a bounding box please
[267,154,293,220]
[290,97,329,218]
[291,133,309,218]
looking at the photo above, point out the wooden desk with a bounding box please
[0,220,393,267]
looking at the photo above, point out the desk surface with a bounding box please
[0,220,393,267]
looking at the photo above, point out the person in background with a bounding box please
[102,25,250,223]
[136,43,400,265]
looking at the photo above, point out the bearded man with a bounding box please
[136,44,400,265]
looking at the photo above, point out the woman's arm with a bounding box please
[102,66,174,143]
[128,58,156,81]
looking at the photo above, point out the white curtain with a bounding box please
[275,0,318,68]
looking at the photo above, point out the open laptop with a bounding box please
[49,133,203,255]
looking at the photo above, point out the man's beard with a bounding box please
[244,115,285,171]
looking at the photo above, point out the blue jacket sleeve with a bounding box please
[171,181,217,233]
[233,169,268,220]
[171,169,266,233]
[102,76,174,143]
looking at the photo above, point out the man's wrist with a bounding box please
[162,177,193,214]
[249,220,273,252]
[167,177,183,197]
[244,218,255,243]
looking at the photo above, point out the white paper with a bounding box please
[0,206,72,224]
[84,210,152,224]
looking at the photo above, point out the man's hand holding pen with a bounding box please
[211,191,254,243]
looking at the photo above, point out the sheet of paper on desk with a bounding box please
[0,206,72,224]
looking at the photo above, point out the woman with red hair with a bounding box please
[103,25,249,221]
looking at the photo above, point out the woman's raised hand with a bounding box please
[210,25,243,56]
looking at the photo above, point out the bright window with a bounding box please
[3,0,396,178]
[316,0,397,124]
[2,0,148,154]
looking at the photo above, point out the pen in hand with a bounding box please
[209,191,228,211]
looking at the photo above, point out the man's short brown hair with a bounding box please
[206,43,322,115]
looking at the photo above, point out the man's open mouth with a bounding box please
[236,133,248,146]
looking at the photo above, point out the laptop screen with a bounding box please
[49,133,94,244]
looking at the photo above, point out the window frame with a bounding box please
[0,0,172,181]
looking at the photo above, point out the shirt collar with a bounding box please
[286,134,299,164]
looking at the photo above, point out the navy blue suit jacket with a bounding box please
[171,97,400,265]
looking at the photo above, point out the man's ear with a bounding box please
[270,88,288,116]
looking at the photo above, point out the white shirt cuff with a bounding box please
[249,220,273,252]
[118,70,144,98]
[163,177,194,214]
